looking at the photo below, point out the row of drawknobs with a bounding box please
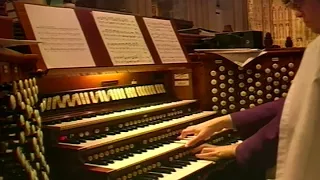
[209,62,297,115]
[0,78,50,180]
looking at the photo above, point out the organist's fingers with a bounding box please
[191,144,214,153]
[195,144,239,161]
[178,126,198,139]
[196,151,219,161]
[185,132,207,147]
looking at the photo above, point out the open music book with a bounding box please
[194,48,267,67]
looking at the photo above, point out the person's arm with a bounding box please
[231,98,285,138]
[235,111,281,170]
[202,98,285,138]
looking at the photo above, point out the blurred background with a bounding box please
[1,0,318,47]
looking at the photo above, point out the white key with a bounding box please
[158,160,214,180]
[58,111,215,150]
[85,143,184,171]
[47,100,197,130]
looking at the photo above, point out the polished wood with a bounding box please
[0,16,13,39]
[14,2,46,70]
[0,47,38,83]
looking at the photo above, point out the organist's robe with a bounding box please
[276,36,320,180]
[230,98,284,171]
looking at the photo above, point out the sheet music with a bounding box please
[25,4,95,69]
[143,18,187,64]
[92,11,154,66]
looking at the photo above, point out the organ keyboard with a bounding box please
[40,82,240,180]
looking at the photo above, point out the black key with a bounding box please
[113,156,123,160]
[185,157,197,162]
[96,160,109,165]
[86,136,96,140]
[100,133,107,137]
[107,132,116,135]
[121,154,129,159]
[174,160,191,165]
[133,149,143,154]
[159,166,176,172]
[121,128,129,132]
[68,139,81,144]
[164,164,184,168]
[102,159,114,164]
[171,161,189,166]
[141,174,159,179]
[148,145,158,149]
[134,177,155,180]
[152,168,172,174]
[147,172,164,177]
[130,126,137,130]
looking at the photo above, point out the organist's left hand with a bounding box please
[192,143,239,161]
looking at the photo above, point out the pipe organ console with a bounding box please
[2,2,306,180]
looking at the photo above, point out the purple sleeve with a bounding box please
[230,98,285,138]
[235,110,281,170]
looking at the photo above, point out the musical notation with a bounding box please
[92,11,154,66]
[24,4,95,69]
[143,18,187,64]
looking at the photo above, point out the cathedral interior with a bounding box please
[152,0,318,48]
[247,0,318,47]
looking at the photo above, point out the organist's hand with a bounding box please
[178,123,216,147]
[192,144,239,161]
[178,115,233,147]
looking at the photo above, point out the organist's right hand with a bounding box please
[178,115,234,147]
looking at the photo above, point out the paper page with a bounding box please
[25,4,95,69]
[242,51,267,67]
[194,49,266,67]
[143,18,187,64]
[92,11,154,66]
